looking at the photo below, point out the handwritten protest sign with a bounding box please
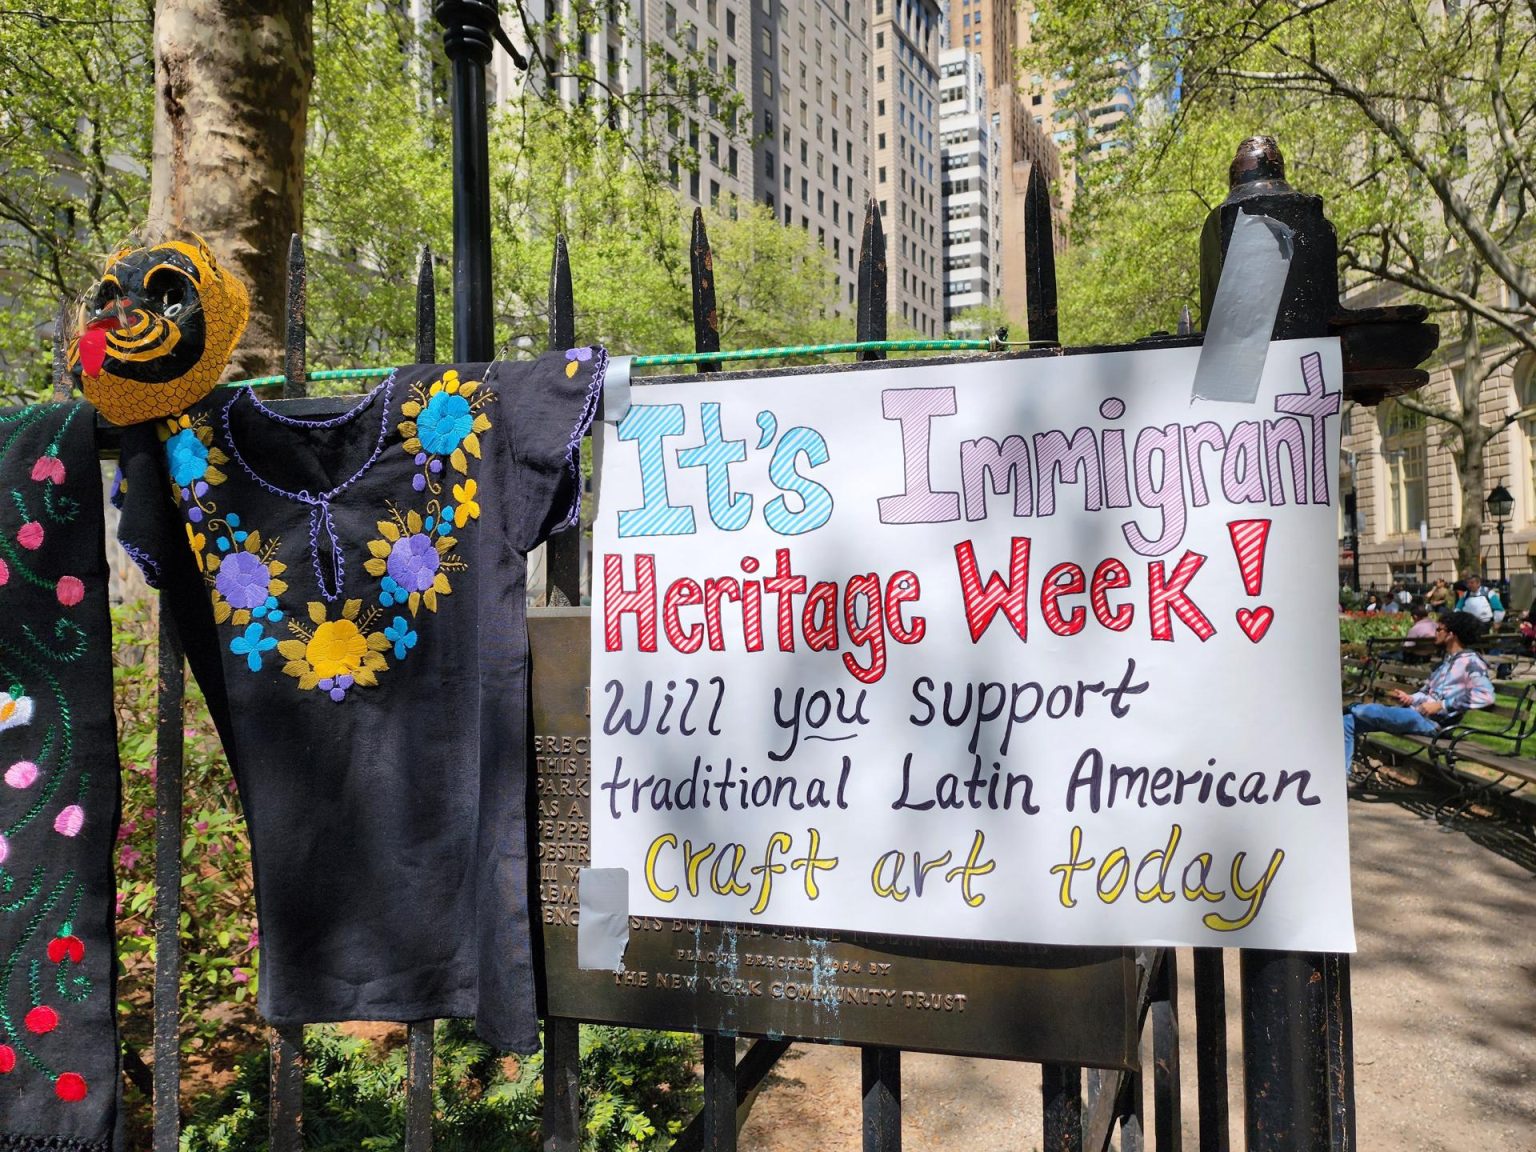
[590,340,1354,951]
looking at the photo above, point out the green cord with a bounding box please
[221,338,1035,390]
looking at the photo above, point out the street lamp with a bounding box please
[1487,481,1514,589]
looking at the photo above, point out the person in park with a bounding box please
[1404,602,1438,640]
[1343,610,1494,775]
[1427,578,1451,611]
[1455,573,1503,626]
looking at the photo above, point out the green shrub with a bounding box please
[179,1022,702,1152]
[1337,612,1413,646]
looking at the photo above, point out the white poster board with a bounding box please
[590,340,1354,952]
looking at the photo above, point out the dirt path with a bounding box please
[737,795,1536,1151]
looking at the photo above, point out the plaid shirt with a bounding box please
[1411,650,1495,720]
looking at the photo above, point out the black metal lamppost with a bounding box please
[1419,520,1429,588]
[1487,482,1514,590]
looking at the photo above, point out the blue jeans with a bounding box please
[1343,703,1440,774]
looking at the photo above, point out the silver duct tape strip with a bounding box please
[1191,212,1295,404]
[577,867,631,971]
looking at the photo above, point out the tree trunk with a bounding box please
[150,0,313,379]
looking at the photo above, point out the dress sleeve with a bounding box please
[114,421,176,589]
[492,347,607,552]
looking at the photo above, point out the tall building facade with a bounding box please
[493,1,868,311]
[871,0,944,336]
[937,48,1000,330]
[752,0,871,309]
[945,0,1063,331]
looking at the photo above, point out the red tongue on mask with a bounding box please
[78,328,107,377]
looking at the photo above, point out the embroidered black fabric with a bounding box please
[115,351,605,1052]
[0,403,121,1150]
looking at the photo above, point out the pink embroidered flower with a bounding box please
[54,805,84,837]
[5,761,37,789]
[386,533,441,593]
[55,1072,87,1102]
[0,1046,13,1073]
[17,521,43,550]
[0,833,8,864]
[56,576,84,606]
[215,551,272,610]
[30,456,65,484]
[25,1005,58,1034]
[0,557,9,587]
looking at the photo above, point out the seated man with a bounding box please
[1343,610,1494,775]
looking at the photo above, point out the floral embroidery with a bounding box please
[564,345,593,377]
[164,369,497,700]
[230,623,278,671]
[278,600,391,699]
[159,412,227,523]
[365,505,464,615]
[399,369,494,495]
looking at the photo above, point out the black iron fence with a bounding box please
[70,5,1442,1148]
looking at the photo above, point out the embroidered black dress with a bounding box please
[116,350,604,1051]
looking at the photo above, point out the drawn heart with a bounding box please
[1236,606,1274,643]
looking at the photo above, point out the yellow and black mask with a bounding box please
[66,237,249,426]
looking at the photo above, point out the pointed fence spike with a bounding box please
[857,196,888,361]
[284,234,307,399]
[1024,164,1059,345]
[548,234,575,352]
[690,208,721,372]
[416,245,437,364]
[1177,304,1193,336]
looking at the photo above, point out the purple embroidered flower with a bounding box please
[166,428,210,487]
[318,674,355,703]
[418,391,474,454]
[565,346,593,363]
[215,551,271,610]
[386,533,440,593]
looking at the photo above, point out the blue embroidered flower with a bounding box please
[418,391,474,455]
[317,674,355,703]
[379,574,405,607]
[251,594,283,622]
[383,616,418,660]
[215,551,271,609]
[387,533,440,593]
[229,623,277,672]
[166,428,210,487]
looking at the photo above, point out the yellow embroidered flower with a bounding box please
[306,619,369,678]
[278,599,390,693]
[185,523,207,570]
[451,479,480,527]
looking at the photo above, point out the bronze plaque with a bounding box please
[530,608,1139,1069]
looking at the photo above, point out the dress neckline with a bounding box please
[220,371,398,507]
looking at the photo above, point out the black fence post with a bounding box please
[1192,949,1231,1152]
[268,233,309,1152]
[691,208,721,372]
[435,0,499,362]
[544,235,582,607]
[856,198,887,359]
[1024,162,1058,345]
[1199,137,1353,1152]
[541,229,583,1152]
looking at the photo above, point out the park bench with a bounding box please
[1347,645,1536,829]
